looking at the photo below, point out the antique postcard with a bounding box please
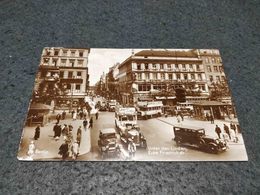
[17,48,248,161]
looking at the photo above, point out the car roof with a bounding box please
[174,124,204,131]
[100,128,116,134]
[128,129,139,136]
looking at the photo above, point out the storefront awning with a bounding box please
[155,96,176,100]
[138,97,154,101]
[29,103,51,111]
[193,101,229,106]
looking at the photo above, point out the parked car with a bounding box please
[173,125,227,153]
[98,128,121,159]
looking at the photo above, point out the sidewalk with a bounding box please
[17,113,91,160]
[156,116,245,145]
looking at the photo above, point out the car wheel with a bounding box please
[198,139,206,148]
[208,144,218,154]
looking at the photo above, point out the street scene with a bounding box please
[17,48,248,161]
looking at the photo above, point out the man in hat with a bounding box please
[215,125,221,139]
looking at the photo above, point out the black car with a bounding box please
[173,125,227,153]
[98,128,121,159]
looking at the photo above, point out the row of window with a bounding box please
[42,58,84,67]
[44,48,85,57]
[135,73,204,81]
[59,71,82,78]
[209,75,226,82]
[64,84,82,91]
[41,71,82,79]
[207,65,224,73]
[139,107,162,111]
[137,84,206,92]
[135,63,203,71]
[204,57,221,64]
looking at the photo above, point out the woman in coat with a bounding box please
[34,125,40,140]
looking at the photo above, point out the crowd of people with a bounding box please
[215,122,239,144]
[30,106,99,160]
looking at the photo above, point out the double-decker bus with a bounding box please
[136,101,163,120]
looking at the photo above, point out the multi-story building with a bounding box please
[105,63,120,100]
[197,49,226,86]
[35,47,90,108]
[117,49,209,105]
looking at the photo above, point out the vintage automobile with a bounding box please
[107,100,117,112]
[98,128,121,159]
[173,125,227,153]
[99,101,108,111]
[120,124,147,149]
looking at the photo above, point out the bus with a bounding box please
[115,106,137,134]
[136,101,163,120]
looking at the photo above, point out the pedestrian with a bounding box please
[79,110,83,120]
[57,124,62,137]
[128,139,136,159]
[76,127,82,146]
[83,110,87,119]
[62,110,66,120]
[58,141,69,160]
[206,113,210,121]
[77,126,82,137]
[230,122,237,134]
[72,111,77,121]
[83,118,88,131]
[215,125,221,139]
[71,140,79,160]
[230,128,238,143]
[71,110,75,118]
[180,112,184,121]
[62,124,69,136]
[222,132,230,146]
[68,124,73,132]
[56,113,61,124]
[210,114,214,124]
[53,123,59,138]
[176,114,181,123]
[224,124,231,140]
[77,107,81,114]
[95,112,99,120]
[230,122,238,142]
[34,125,40,140]
[27,141,36,157]
[89,117,93,129]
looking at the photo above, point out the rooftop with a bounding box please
[134,50,198,58]
[174,124,204,130]
[100,128,116,134]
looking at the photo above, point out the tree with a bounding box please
[175,88,186,102]
[33,73,68,105]
[209,81,230,100]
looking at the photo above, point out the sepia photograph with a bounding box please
[17,48,248,161]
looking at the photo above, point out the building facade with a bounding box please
[197,49,226,86]
[35,47,90,109]
[117,50,209,105]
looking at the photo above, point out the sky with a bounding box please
[88,49,143,85]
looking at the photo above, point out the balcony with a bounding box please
[39,65,59,70]
[60,78,83,84]
[44,76,59,82]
